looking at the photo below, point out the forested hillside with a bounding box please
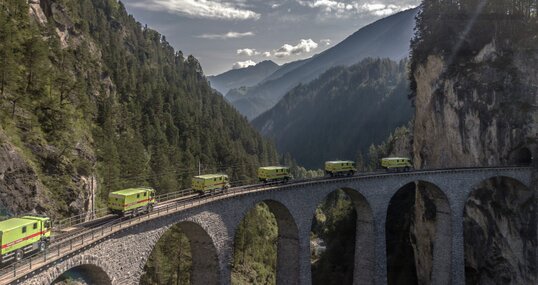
[0,0,279,219]
[253,58,413,169]
[229,8,417,120]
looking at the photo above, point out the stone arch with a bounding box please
[464,176,536,284]
[509,147,533,166]
[143,220,221,285]
[178,221,221,285]
[233,199,300,285]
[386,180,451,285]
[311,187,374,285]
[49,255,112,285]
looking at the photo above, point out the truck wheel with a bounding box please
[39,241,46,252]
[15,249,23,261]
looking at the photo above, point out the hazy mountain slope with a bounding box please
[208,61,279,95]
[257,58,312,86]
[232,8,418,120]
[252,58,413,168]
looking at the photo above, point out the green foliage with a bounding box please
[140,225,191,285]
[0,0,95,217]
[0,0,279,218]
[366,125,412,171]
[232,203,278,285]
[311,190,356,285]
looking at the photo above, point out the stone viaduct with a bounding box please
[9,167,534,285]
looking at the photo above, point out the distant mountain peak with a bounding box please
[256,60,278,66]
[229,8,419,120]
[208,61,280,95]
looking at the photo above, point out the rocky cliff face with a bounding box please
[464,177,536,284]
[0,129,49,215]
[412,43,538,169]
[410,26,537,285]
[386,182,438,285]
[0,124,97,219]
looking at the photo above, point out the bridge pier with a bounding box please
[374,207,388,285]
[449,203,466,285]
[298,234,312,285]
[276,235,300,285]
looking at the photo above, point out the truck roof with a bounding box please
[382,157,410,161]
[110,187,153,196]
[194,174,228,179]
[325,160,354,164]
[21,216,49,223]
[0,218,36,232]
[259,166,289,170]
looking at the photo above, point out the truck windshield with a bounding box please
[44,221,51,229]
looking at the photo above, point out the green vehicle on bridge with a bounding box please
[325,161,357,177]
[0,216,51,263]
[108,188,156,216]
[257,166,292,183]
[192,174,230,195]
[381,157,413,171]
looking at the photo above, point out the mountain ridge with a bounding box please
[252,58,413,168]
[229,8,418,120]
[208,60,279,95]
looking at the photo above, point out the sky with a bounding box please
[121,0,420,75]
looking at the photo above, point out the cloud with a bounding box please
[262,51,272,57]
[237,48,260,56]
[273,39,319,58]
[296,1,417,18]
[197,31,255,39]
[130,0,260,20]
[320,39,332,46]
[233,60,257,69]
[359,3,414,16]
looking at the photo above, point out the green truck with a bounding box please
[192,174,230,195]
[381,157,413,171]
[257,166,292,183]
[0,216,51,263]
[325,161,357,177]
[108,188,156,216]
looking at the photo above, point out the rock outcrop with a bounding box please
[412,45,537,169]
[464,177,536,284]
[410,23,537,285]
[0,130,50,215]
